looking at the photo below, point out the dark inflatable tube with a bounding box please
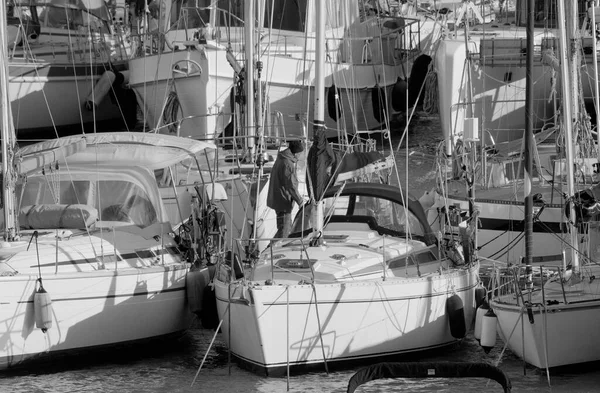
[371,85,387,123]
[226,250,244,280]
[347,362,512,393]
[408,54,432,108]
[446,293,466,339]
[327,84,342,122]
[391,77,408,112]
[200,264,219,329]
[475,285,487,309]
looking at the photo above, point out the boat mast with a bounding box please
[523,0,534,273]
[0,0,17,241]
[557,0,580,273]
[244,0,256,160]
[591,1,600,159]
[310,0,326,238]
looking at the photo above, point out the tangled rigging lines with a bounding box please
[423,67,439,115]
[162,91,181,134]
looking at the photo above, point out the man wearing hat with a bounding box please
[267,140,306,239]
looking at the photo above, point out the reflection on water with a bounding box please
[2,318,600,393]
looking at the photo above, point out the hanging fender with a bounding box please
[391,77,408,112]
[34,278,53,333]
[474,284,487,309]
[186,265,212,316]
[84,70,120,110]
[474,299,489,342]
[407,54,432,108]
[526,303,535,324]
[200,265,219,330]
[446,293,466,339]
[480,307,498,354]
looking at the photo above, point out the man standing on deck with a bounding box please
[267,140,306,239]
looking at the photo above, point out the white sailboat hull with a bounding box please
[9,62,130,134]
[492,299,600,368]
[436,33,600,153]
[429,191,568,264]
[214,263,479,375]
[0,263,192,369]
[128,42,401,140]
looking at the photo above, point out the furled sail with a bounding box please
[308,132,394,198]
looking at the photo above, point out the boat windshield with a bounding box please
[291,193,426,239]
[514,0,587,28]
[17,177,158,227]
[173,0,311,32]
[8,4,109,31]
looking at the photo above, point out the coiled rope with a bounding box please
[162,90,180,134]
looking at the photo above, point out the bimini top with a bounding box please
[17,132,216,175]
[347,362,511,393]
[12,0,113,21]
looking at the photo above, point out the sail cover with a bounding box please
[308,132,391,198]
[307,131,337,201]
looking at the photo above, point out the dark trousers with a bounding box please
[275,211,292,239]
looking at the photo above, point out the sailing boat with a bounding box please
[0,4,222,366]
[6,0,137,136]
[488,0,600,369]
[426,0,597,265]
[211,1,480,376]
[126,0,427,140]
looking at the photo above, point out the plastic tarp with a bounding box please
[17,165,168,229]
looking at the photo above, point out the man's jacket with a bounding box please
[267,148,303,213]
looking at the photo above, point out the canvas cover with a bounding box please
[12,0,111,21]
[17,132,216,173]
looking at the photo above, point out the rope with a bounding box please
[162,91,181,134]
[423,70,439,115]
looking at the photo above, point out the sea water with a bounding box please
[2,318,600,393]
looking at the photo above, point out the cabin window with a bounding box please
[263,0,307,32]
[96,180,158,226]
[17,178,158,227]
[19,179,90,206]
[173,0,211,30]
[216,0,244,28]
[32,6,105,30]
[292,193,427,239]
[325,0,345,29]
[352,196,425,237]
[515,0,588,29]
